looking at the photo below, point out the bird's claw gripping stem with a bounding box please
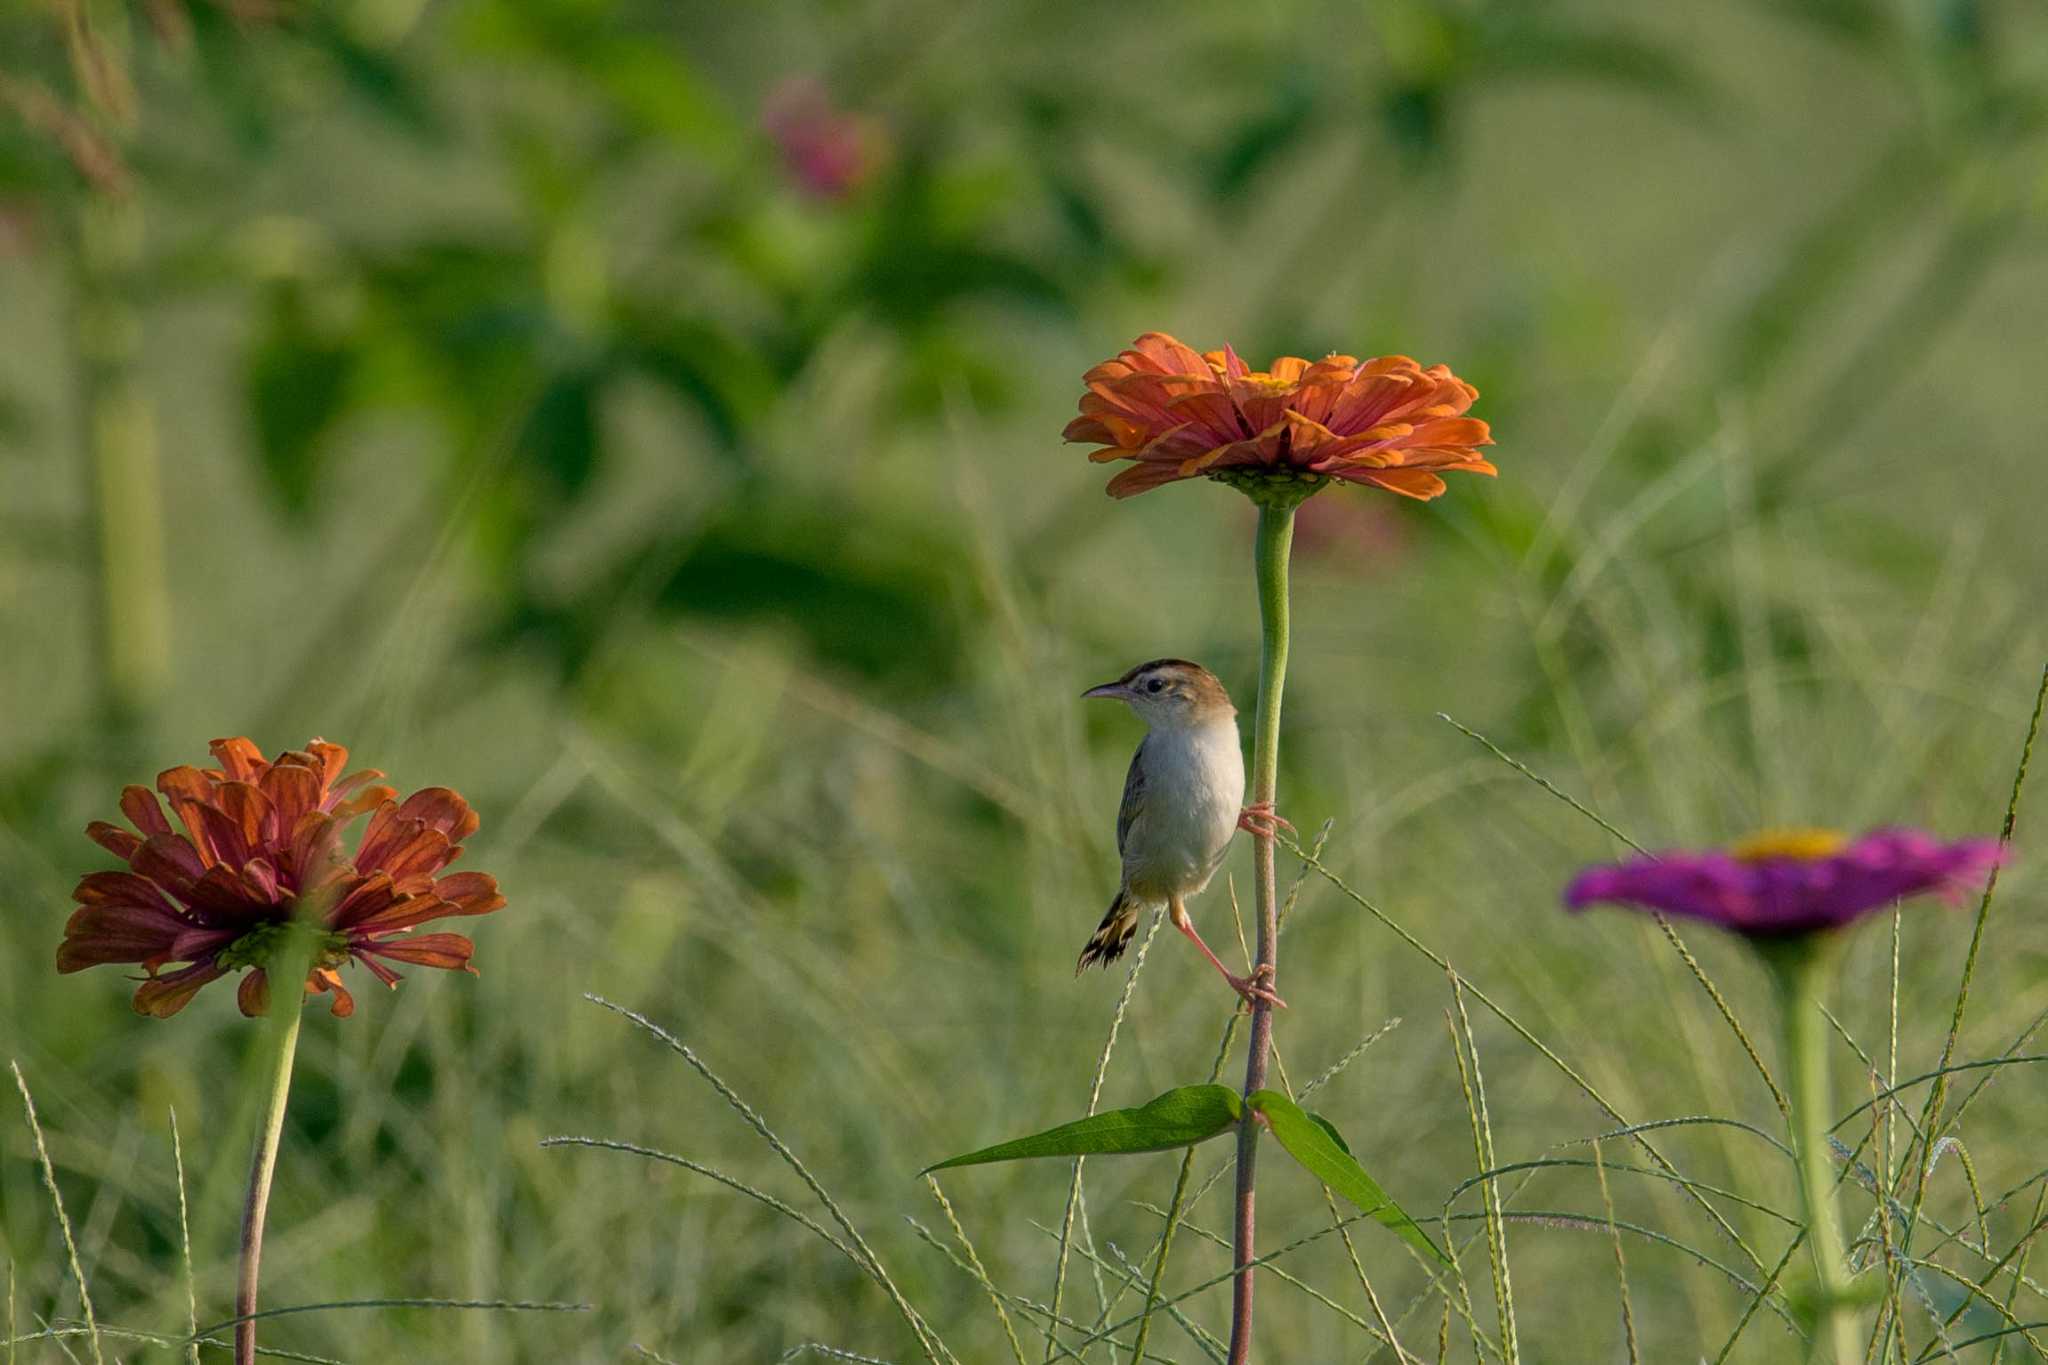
[1226,961,1288,1011]
[1237,801,1295,841]
[1175,913,1289,1010]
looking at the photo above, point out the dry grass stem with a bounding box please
[10,1063,102,1365]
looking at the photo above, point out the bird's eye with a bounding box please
[1147,678,1165,693]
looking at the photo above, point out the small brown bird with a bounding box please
[1077,659,1288,1008]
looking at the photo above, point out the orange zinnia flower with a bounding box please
[1064,332,1495,500]
[59,738,505,1019]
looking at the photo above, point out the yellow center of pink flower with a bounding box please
[1729,828,1849,862]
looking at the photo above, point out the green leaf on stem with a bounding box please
[1247,1090,1449,1265]
[921,1084,1243,1173]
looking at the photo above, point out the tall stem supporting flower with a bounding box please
[1227,497,1297,1365]
[1770,938,1860,1365]
[236,935,314,1365]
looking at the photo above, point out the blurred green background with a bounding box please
[4,0,2047,1359]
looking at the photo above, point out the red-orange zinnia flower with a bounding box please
[59,738,505,1019]
[1064,332,1495,500]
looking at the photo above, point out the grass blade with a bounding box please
[9,1062,101,1365]
[584,995,955,1365]
[169,1108,200,1365]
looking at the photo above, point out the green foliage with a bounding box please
[922,1084,1243,1172]
[1246,1089,1450,1265]
[925,1084,1444,1266]
[245,281,358,520]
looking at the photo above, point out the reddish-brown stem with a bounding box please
[1227,497,1296,1363]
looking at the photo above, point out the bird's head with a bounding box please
[1082,659,1237,729]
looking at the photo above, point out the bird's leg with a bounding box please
[1170,896,1287,1009]
[1236,800,1296,841]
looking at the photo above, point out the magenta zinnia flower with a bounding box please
[59,737,505,1018]
[1563,828,2003,938]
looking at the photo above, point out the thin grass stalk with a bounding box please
[1453,1154,1795,1225]
[1904,660,2047,1242]
[1263,1042,1410,1361]
[170,1108,201,1365]
[1075,1198,1108,1331]
[10,1063,102,1365]
[585,995,954,1365]
[1074,1241,1224,1362]
[777,1346,895,1364]
[1264,829,1408,1359]
[1226,497,1295,1365]
[1126,1205,1386,1352]
[1592,1142,1640,1364]
[1447,982,1517,1364]
[926,1177,1028,1365]
[1438,712,1788,1115]
[1117,1253,1228,1365]
[1913,1207,2048,1350]
[1284,842,1771,1278]
[1860,1070,1903,1365]
[1989,1184,2048,1365]
[1880,908,1906,1365]
[1902,1260,2048,1364]
[1710,1231,1808,1365]
[542,1136,860,1261]
[1887,907,1901,1193]
[1076,1210,1384,1354]
[1047,910,1163,1362]
[196,1297,591,1340]
[1438,1018,1492,1364]
[904,1218,1149,1365]
[5,1323,341,1363]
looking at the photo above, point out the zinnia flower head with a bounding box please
[60,738,506,1019]
[1563,828,2003,939]
[1064,332,1494,502]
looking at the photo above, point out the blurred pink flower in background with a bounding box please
[1282,490,1410,569]
[762,77,883,200]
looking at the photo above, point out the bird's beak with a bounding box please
[1082,680,1129,701]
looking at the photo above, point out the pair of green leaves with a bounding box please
[923,1084,1446,1265]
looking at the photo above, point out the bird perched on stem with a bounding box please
[1078,659,1290,1007]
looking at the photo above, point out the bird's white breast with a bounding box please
[1124,718,1245,899]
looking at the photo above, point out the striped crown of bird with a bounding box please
[1078,658,1290,1008]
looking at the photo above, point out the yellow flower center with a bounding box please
[1238,374,1295,394]
[1729,828,1849,862]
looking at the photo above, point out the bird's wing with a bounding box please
[1116,736,1148,858]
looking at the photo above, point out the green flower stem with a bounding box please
[1768,937,1860,1365]
[236,935,314,1365]
[1227,496,1299,1365]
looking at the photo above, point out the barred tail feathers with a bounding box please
[1076,890,1142,973]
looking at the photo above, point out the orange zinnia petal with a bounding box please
[1067,335,1493,500]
